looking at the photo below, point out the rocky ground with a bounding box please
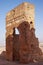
[0,51,43,65]
[0,58,43,65]
[0,44,43,65]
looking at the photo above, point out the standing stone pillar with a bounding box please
[6,30,13,61]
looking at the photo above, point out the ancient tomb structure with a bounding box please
[6,2,42,63]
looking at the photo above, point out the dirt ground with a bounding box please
[0,59,43,65]
[0,45,43,65]
[0,52,43,65]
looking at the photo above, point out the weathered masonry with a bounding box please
[6,2,42,63]
[6,2,34,37]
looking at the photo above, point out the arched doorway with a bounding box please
[12,21,30,61]
[13,27,20,61]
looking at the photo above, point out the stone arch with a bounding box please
[12,27,20,61]
[13,27,20,35]
[12,21,30,61]
[6,21,32,61]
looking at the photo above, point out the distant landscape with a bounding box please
[0,46,6,54]
[39,43,43,52]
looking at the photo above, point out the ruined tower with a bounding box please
[6,2,34,37]
[6,2,42,63]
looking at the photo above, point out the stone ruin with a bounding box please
[6,2,43,63]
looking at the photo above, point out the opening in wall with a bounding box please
[30,21,33,24]
[15,28,20,34]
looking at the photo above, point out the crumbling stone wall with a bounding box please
[6,2,43,63]
[6,35,13,61]
[17,21,42,63]
[13,34,20,61]
[18,22,32,63]
[6,32,20,61]
[6,21,42,63]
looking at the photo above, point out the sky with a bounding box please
[0,0,43,46]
